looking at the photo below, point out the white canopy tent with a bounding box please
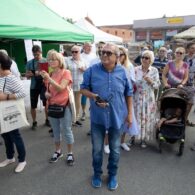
[174,26,195,39]
[75,18,123,43]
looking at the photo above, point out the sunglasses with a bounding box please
[72,51,79,54]
[141,56,150,60]
[176,51,183,55]
[120,53,125,57]
[101,50,114,57]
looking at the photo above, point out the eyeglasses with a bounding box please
[48,59,58,62]
[141,56,150,60]
[160,50,166,52]
[176,52,183,55]
[120,53,125,57]
[101,50,115,57]
[71,51,79,54]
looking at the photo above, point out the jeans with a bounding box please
[49,106,74,144]
[1,129,26,162]
[91,122,121,177]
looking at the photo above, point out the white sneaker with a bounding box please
[0,158,15,168]
[121,143,130,151]
[104,145,110,154]
[15,161,26,173]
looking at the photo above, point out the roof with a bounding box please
[98,24,133,30]
[0,0,93,42]
[133,15,195,29]
[75,19,123,43]
[174,26,195,39]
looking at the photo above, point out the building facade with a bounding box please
[99,25,134,43]
[133,15,195,42]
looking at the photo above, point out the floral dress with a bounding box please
[134,66,160,141]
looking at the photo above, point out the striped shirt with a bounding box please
[65,57,87,91]
[0,74,26,99]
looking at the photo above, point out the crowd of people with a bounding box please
[0,41,195,191]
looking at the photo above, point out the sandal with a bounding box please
[186,120,195,127]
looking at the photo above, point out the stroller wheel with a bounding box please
[178,142,184,156]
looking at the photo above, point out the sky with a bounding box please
[45,0,195,26]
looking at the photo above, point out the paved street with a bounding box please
[0,107,195,195]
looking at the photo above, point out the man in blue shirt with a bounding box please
[80,43,133,191]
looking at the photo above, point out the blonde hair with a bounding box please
[47,49,65,69]
[119,47,131,68]
[175,47,186,54]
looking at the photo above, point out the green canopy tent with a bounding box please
[0,0,93,72]
[0,0,93,42]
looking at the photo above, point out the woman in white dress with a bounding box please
[134,50,160,148]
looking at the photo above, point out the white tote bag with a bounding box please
[67,86,76,123]
[0,98,29,134]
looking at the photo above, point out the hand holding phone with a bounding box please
[95,96,109,107]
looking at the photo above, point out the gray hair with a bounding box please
[104,43,120,57]
[0,49,8,56]
[142,50,155,65]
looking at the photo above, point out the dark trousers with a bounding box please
[1,129,26,162]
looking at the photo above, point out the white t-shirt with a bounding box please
[81,52,97,68]
[11,60,21,79]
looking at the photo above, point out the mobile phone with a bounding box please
[39,62,49,72]
[95,96,105,103]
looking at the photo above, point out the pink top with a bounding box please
[48,69,72,106]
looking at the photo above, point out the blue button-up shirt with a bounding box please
[80,63,133,130]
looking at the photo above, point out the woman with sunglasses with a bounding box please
[134,50,160,148]
[118,47,139,151]
[162,47,194,126]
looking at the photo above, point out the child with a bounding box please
[157,108,182,129]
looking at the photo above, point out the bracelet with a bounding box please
[7,94,9,100]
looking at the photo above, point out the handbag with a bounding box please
[48,104,65,118]
[0,78,29,134]
[67,86,76,123]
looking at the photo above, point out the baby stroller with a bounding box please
[156,88,188,156]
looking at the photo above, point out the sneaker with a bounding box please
[108,176,118,191]
[66,154,75,166]
[49,152,63,163]
[91,175,102,188]
[81,112,86,121]
[74,121,82,127]
[141,141,147,148]
[45,119,50,127]
[104,145,110,154]
[128,136,135,147]
[0,158,15,168]
[15,161,27,173]
[31,121,37,130]
[121,143,130,151]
